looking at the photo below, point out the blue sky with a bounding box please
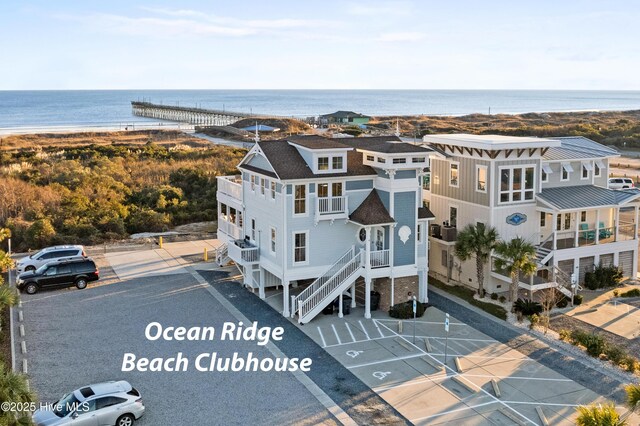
[1,1,639,90]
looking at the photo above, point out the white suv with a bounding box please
[608,178,635,190]
[16,245,85,273]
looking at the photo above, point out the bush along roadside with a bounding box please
[558,328,639,375]
[429,278,507,320]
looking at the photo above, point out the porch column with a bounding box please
[282,281,290,317]
[338,292,344,318]
[350,283,357,308]
[365,227,371,270]
[615,207,620,241]
[418,269,428,303]
[259,268,265,299]
[574,211,579,247]
[364,277,372,319]
[552,212,558,250]
[635,206,639,239]
[390,277,395,306]
[595,209,600,244]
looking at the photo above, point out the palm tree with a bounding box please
[0,362,36,425]
[454,223,499,297]
[575,403,624,426]
[494,237,537,303]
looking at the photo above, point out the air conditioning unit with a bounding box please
[442,227,457,242]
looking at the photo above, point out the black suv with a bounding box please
[17,258,100,294]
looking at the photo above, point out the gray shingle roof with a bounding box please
[320,110,370,119]
[544,136,619,161]
[418,207,436,219]
[349,190,395,225]
[537,185,640,210]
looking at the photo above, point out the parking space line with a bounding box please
[373,320,385,338]
[348,353,427,369]
[411,401,498,423]
[358,320,370,339]
[323,334,394,349]
[331,324,342,345]
[401,334,495,343]
[317,327,327,347]
[373,319,538,426]
[344,323,356,343]
[377,318,466,326]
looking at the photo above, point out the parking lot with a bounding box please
[13,253,339,426]
[265,293,614,426]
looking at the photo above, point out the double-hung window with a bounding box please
[293,232,307,263]
[270,181,276,200]
[270,227,276,254]
[449,162,459,187]
[294,184,306,214]
[332,156,343,170]
[261,178,267,195]
[476,165,487,192]
[318,157,329,171]
[561,163,573,181]
[250,175,256,191]
[581,162,592,180]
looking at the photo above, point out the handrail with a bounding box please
[291,246,355,316]
[298,253,362,320]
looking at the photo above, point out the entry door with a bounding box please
[372,227,385,251]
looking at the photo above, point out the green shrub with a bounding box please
[604,345,627,365]
[556,297,568,308]
[498,295,506,303]
[620,288,640,298]
[584,265,623,290]
[573,294,584,305]
[571,330,606,357]
[529,314,540,329]
[558,329,571,341]
[389,301,426,319]
[575,403,621,426]
[490,292,498,300]
[514,298,543,316]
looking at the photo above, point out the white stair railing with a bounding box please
[291,246,363,322]
[216,243,228,266]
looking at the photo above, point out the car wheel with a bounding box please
[75,279,88,290]
[25,265,36,272]
[116,414,135,426]
[25,283,38,295]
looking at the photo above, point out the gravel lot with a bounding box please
[17,273,337,426]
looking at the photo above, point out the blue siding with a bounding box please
[245,153,273,172]
[309,183,315,193]
[378,190,390,211]
[286,184,292,195]
[396,170,416,179]
[376,169,389,179]
[346,180,374,191]
[393,191,416,266]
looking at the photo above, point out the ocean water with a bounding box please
[1,90,640,129]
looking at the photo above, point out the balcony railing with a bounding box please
[369,249,390,268]
[218,176,243,201]
[218,220,242,240]
[227,239,259,264]
[317,196,348,215]
[541,223,637,250]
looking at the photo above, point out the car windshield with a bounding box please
[35,264,49,274]
[53,392,81,417]
[29,249,45,259]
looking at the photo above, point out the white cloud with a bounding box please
[346,2,412,16]
[377,31,426,42]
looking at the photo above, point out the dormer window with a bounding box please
[377,157,386,163]
[366,155,374,161]
[393,158,406,164]
[412,157,426,163]
[318,157,329,171]
[332,156,343,170]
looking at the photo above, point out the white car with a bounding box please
[608,177,635,190]
[15,245,85,273]
[32,381,145,426]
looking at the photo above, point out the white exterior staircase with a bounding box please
[291,246,363,324]
[216,243,230,266]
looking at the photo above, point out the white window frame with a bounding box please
[412,157,426,163]
[581,162,592,180]
[561,163,573,181]
[595,160,605,177]
[449,204,458,228]
[261,177,267,196]
[270,227,276,254]
[366,154,375,162]
[292,231,309,265]
[392,157,407,164]
[449,161,459,188]
[270,181,276,200]
[317,156,329,171]
[498,164,536,204]
[541,164,552,183]
[475,164,487,193]
[417,223,423,243]
[293,184,308,216]
[539,212,546,227]
[250,218,256,242]
[250,175,256,192]
[331,156,344,170]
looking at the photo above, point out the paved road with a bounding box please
[427,287,631,403]
[17,273,338,425]
[198,269,410,426]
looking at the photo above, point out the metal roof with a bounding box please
[537,185,640,211]
[543,136,620,161]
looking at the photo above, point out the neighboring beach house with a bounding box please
[319,111,371,126]
[421,134,640,298]
[216,135,434,324]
